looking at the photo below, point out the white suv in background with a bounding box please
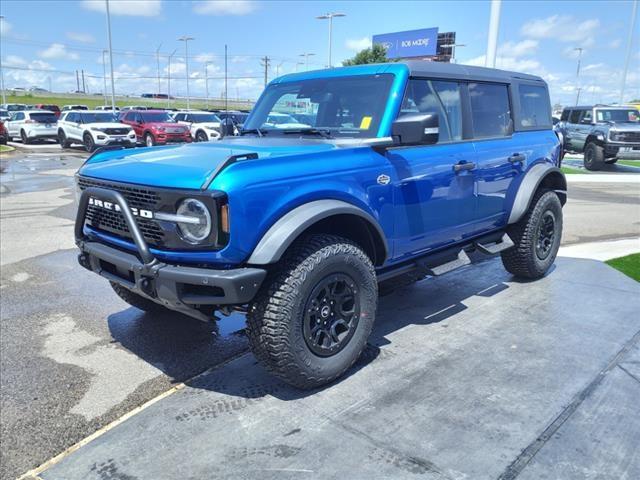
[58,110,136,152]
[172,111,222,141]
[4,110,58,144]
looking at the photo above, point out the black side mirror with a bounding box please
[392,113,439,146]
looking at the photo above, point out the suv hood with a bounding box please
[609,122,640,132]
[79,138,339,189]
[87,122,132,129]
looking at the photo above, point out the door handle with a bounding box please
[453,161,476,172]
[508,153,526,163]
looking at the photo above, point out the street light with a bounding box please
[299,52,316,71]
[102,50,108,106]
[155,43,162,95]
[0,15,7,104]
[105,0,116,110]
[316,12,345,68]
[620,0,638,103]
[574,47,584,106]
[167,49,177,108]
[178,36,194,109]
[440,43,466,64]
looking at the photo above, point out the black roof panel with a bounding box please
[402,60,545,83]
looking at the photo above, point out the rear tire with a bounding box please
[584,142,604,171]
[501,190,563,279]
[246,234,378,389]
[58,130,71,148]
[110,282,168,314]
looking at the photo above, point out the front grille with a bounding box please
[78,177,165,246]
[611,131,640,143]
[103,128,130,135]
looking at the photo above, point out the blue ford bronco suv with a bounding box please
[75,62,566,388]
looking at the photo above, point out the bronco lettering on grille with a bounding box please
[88,197,154,219]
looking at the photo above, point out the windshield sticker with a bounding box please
[360,116,372,130]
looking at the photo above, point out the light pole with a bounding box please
[620,0,638,103]
[102,49,108,105]
[441,43,466,63]
[574,47,584,105]
[485,0,501,68]
[316,12,345,68]
[178,36,194,109]
[105,0,116,110]
[156,43,162,95]
[0,15,6,104]
[204,61,213,109]
[167,48,177,108]
[299,52,316,71]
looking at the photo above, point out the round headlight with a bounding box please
[176,198,211,244]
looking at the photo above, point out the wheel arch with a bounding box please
[508,164,567,224]
[247,200,388,266]
[585,131,606,147]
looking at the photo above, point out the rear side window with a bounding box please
[400,79,463,142]
[569,109,582,123]
[518,84,551,128]
[469,83,512,138]
[560,109,570,121]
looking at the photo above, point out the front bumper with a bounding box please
[155,134,192,144]
[76,187,266,321]
[605,142,640,158]
[95,136,136,147]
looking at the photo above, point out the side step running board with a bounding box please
[474,233,514,255]
[425,250,471,276]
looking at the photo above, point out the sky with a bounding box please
[0,0,638,106]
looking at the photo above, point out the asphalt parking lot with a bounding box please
[1,147,639,480]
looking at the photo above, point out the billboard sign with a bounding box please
[373,27,439,59]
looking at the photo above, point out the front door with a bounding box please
[389,78,478,259]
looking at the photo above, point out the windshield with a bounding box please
[244,74,394,137]
[190,113,220,123]
[141,112,175,123]
[595,109,639,123]
[79,113,118,123]
[30,112,58,123]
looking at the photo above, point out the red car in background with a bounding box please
[119,109,191,147]
[0,121,8,144]
[34,104,61,118]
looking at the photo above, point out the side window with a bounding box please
[569,109,582,124]
[560,109,570,121]
[125,112,134,122]
[135,113,143,123]
[518,84,551,128]
[174,113,184,121]
[469,82,512,138]
[400,79,462,143]
[582,110,593,124]
[14,112,24,121]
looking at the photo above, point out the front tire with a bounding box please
[110,282,168,314]
[20,130,31,145]
[196,130,208,142]
[246,234,378,389]
[83,133,96,153]
[144,132,155,147]
[501,190,563,279]
[584,142,604,171]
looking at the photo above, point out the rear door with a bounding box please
[573,108,593,151]
[566,108,585,151]
[7,112,24,136]
[470,82,523,231]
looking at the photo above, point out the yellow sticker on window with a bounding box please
[360,116,372,130]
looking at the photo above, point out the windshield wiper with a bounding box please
[240,128,265,137]
[281,128,333,139]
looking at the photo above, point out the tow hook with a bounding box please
[139,277,156,298]
[77,253,91,271]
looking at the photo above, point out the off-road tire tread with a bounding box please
[110,281,167,313]
[246,234,377,389]
[501,189,562,279]
[584,142,605,171]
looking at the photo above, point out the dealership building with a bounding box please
[372,28,457,62]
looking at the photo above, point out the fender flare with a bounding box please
[508,164,567,224]
[247,199,388,265]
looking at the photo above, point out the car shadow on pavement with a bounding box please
[107,259,512,403]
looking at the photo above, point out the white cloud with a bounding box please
[345,36,371,51]
[498,39,538,57]
[0,17,12,37]
[521,15,600,47]
[66,32,95,43]
[81,0,162,17]
[5,55,27,67]
[195,53,217,63]
[39,43,80,61]
[193,0,256,15]
[609,38,622,49]
[462,54,543,74]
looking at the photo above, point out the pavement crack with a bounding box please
[497,328,640,480]
[617,364,640,385]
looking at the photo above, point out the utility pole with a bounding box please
[167,49,177,108]
[204,61,212,109]
[485,0,501,68]
[316,13,346,68]
[81,70,86,93]
[620,0,638,103]
[0,15,6,104]
[178,36,194,109]
[105,0,116,110]
[224,44,228,114]
[574,47,584,106]
[102,50,108,105]
[261,56,270,86]
[156,43,162,95]
[76,70,80,93]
